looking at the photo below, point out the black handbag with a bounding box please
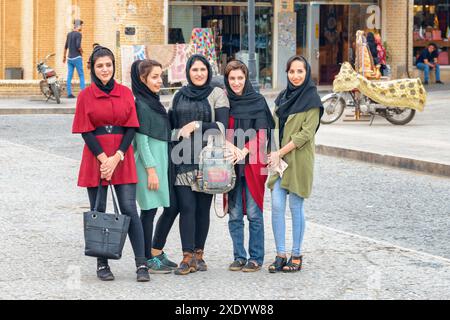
[83,180,131,260]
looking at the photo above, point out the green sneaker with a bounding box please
[158,252,178,270]
[147,257,172,274]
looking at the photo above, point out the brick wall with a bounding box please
[3,0,22,77]
[383,0,414,79]
[0,0,165,83]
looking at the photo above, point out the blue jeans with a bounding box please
[416,62,441,82]
[67,56,86,96]
[271,178,305,257]
[228,178,264,265]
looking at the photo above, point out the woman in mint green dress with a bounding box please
[131,60,179,274]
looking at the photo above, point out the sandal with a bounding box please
[268,256,287,273]
[282,256,303,273]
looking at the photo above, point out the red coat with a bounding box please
[72,82,139,187]
[225,116,269,212]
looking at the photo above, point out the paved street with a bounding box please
[0,114,449,300]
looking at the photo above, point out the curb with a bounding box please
[316,144,450,178]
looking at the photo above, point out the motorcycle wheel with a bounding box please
[39,80,52,100]
[320,95,346,124]
[50,83,61,104]
[385,108,416,125]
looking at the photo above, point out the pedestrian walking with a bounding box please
[130,59,179,274]
[169,54,230,275]
[223,60,274,273]
[63,19,86,98]
[267,55,324,273]
[72,46,150,282]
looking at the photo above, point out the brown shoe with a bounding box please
[174,252,197,275]
[194,248,207,272]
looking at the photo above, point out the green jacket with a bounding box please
[267,107,320,199]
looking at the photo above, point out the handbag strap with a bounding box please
[93,178,122,219]
[213,195,227,218]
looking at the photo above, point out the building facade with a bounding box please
[1,0,426,94]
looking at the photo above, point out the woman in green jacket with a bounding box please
[267,55,323,273]
[131,59,178,274]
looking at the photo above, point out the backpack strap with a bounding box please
[213,195,228,218]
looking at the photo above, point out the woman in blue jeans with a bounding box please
[224,60,274,272]
[267,55,323,273]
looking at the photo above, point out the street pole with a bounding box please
[248,0,260,92]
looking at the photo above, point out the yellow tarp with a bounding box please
[333,62,427,112]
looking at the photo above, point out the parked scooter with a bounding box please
[36,53,62,104]
[321,62,426,126]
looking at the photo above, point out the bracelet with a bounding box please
[116,150,124,161]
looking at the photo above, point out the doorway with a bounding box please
[296,2,379,85]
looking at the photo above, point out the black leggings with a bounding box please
[87,184,146,266]
[175,186,213,253]
[140,188,180,259]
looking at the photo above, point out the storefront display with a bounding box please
[413,1,450,65]
[168,1,273,88]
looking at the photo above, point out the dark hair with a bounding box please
[224,60,248,78]
[138,59,163,81]
[91,46,115,67]
[92,43,100,48]
[428,43,438,50]
[286,55,307,72]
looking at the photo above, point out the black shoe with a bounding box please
[282,256,303,273]
[97,265,115,281]
[67,94,76,98]
[136,265,150,282]
[423,81,429,85]
[436,80,444,84]
[242,260,261,272]
[229,259,247,271]
[268,256,287,273]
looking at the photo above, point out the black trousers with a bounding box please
[175,186,213,253]
[87,183,146,266]
[140,186,179,259]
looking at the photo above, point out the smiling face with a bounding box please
[141,66,163,94]
[288,59,307,87]
[94,56,114,85]
[189,60,208,87]
[228,69,246,96]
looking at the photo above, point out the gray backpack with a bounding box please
[196,134,236,195]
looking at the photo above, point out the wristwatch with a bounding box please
[116,150,125,161]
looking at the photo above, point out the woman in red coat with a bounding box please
[72,46,149,282]
[224,60,275,272]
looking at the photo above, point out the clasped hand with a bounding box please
[99,153,120,181]
[225,142,249,165]
[177,121,197,140]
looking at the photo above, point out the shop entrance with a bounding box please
[168,2,273,88]
[296,2,380,85]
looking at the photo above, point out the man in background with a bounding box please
[63,19,86,98]
[416,43,444,85]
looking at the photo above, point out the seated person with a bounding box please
[355,30,381,80]
[416,43,444,85]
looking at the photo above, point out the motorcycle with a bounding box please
[321,90,416,126]
[36,53,62,104]
[321,62,426,126]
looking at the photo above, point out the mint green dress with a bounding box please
[134,133,170,210]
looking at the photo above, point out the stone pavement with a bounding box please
[0,133,450,300]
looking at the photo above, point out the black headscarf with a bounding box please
[366,32,378,64]
[131,60,171,141]
[89,46,116,94]
[275,56,324,143]
[224,61,275,132]
[175,54,214,102]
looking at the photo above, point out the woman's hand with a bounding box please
[267,151,281,169]
[100,153,121,181]
[178,121,198,139]
[234,147,249,165]
[147,168,159,191]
